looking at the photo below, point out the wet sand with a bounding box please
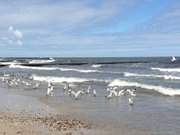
[0,86,109,135]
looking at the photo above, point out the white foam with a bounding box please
[9,64,57,70]
[0,60,22,65]
[124,72,180,80]
[28,58,55,64]
[9,65,99,73]
[151,67,180,72]
[91,64,102,68]
[108,79,180,96]
[59,68,99,73]
[32,75,108,83]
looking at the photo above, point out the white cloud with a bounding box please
[13,29,23,39]
[0,25,24,46]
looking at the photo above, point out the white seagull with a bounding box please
[171,56,176,62]
[118,89,125,96]
[126,89,136,97]
[111,89,118,97]
[33,83,40,89]
[86,86,91,94]
[92,89,97,97]
[46,82,54,96]
[70,90,84,100]
[106,91,113,99]
[63,82,69,91]
[128,97,134,106]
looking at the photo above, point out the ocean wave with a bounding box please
[108,79,180,96]
[124,72,180,80]
[0,60,22,65]
[28,58,55,64]
[91,64,102,68]
[58,68,99,73]
[151,67,180,72]
[9,65,100,73]
[31,75,108,83]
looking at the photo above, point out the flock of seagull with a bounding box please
[46,82,136,105]
[0,74,136,106]
[0,74,40,89]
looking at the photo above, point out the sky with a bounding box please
[0,0,180,57]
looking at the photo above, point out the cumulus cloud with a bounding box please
[7,25,23,45]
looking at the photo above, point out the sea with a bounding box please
[0,57,180,135]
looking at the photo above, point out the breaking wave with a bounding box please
[124,72,180,80]
[108,79,180,96]
[91,64,102,68]
[31,75,108,83]
[0,60,22,65]
[9,65,100,73]
[151,67,180,72]
[28,58,55,64]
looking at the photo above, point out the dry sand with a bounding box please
[0,111,93,135]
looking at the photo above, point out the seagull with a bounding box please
[92,89,97,97]
[171,56,176,62]
[7,80,14,87]
[105,87,118,99]
[112,86,119,91]
[63,82,69,91]
[118,89,125,96]
[106,87,113,92]
[105,91,113,99]
[67,88,73,95]
[35,82,40,87]
[46,82,54,96]
[22,80,31,86]
[86,86,91,94]
[111,89,118,97]
[128,97,134,106]
[33,83,40,89]
[126,89,136,97]
[70,90,84,100]
[46,86,54,96]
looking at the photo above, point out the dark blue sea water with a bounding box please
[0,57,180,135]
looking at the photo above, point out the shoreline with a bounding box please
[0,85,112,135]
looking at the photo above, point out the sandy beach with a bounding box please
[0,111,92,135]
[0,85,111,135]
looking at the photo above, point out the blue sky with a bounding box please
[0,0,180,57]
